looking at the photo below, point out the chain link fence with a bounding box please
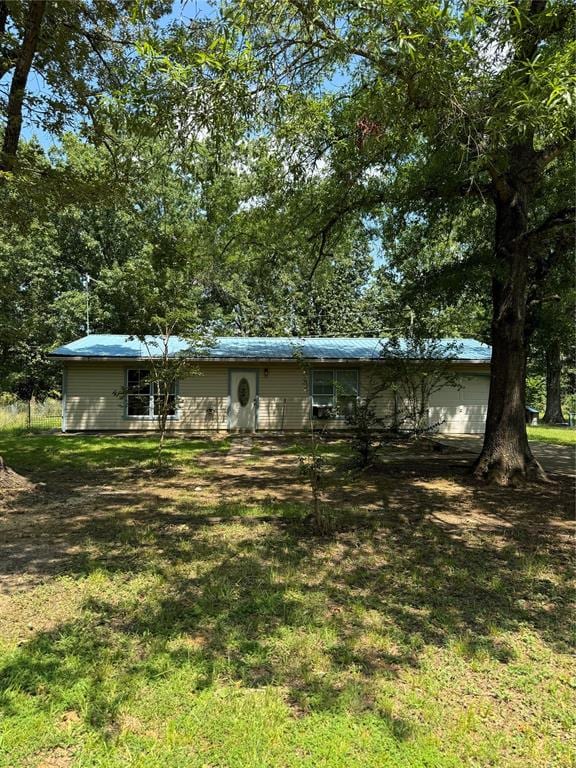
[0,398,61,431]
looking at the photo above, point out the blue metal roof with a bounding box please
[49,334,491,361]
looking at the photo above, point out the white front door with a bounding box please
[229,370,258,431]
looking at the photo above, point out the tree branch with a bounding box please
[522,206,576,246]
[286,0,397,71]
[0,0,46,173]
[422,177,493,202]
[536,130,576,168]
[61,21,123,88]
[0,1,17,82]
[528,293,560,306]
[0,0,7,38]
[308,228,329,281]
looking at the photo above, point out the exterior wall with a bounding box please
[255,362,394,430]
[63,361,490,434]
[64,363,229,431]
[257,363,308,430]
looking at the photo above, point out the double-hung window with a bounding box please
[126,369,177,418]
[311,369,359,419]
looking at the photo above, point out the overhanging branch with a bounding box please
[536,130,576,168]
[0,0,46,173]
[521,206,576,247]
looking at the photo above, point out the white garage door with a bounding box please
[429,376,490,434]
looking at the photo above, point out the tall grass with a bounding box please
[0,398,61,431]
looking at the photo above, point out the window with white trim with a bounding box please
[126,369,177,418]
[311,369,359,419]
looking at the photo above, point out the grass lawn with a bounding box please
[0,431,573,768]
[527,424,576,446]
[0,430,230,475]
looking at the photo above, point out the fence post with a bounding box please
[27,399,31,430]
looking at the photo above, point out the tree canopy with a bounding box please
[0,0,574,484]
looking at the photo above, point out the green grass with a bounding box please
[0,433,573,767]
[0,432,230,478]
[527,424,576,446]
[283,437,353,458]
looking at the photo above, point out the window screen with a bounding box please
[127,369,152,416]
[311,369,359,418]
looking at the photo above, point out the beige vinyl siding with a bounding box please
[257,364,308,430]
[65,363,229,431]
[257,363,387,430]
[178,366,229,430]
[358,366,490,435]
[63,361,490,434]
[360,366,395,424]
[65,364,125,431]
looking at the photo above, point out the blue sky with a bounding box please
[165,0,217,25]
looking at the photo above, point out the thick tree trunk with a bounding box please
[0,2,8,39]
[543,339,564,423]
[0,0,46,172]
[474,177,547,485]
[0,1,13,82]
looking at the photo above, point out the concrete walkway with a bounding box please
[438,435,576,477]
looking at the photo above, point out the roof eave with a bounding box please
[48,354,491,364]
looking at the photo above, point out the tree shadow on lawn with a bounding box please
[0,473,573,741]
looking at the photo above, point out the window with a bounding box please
[126,369,177,418]
[127,369,151,416]
[237,377,250,406]
[311,369,359,419]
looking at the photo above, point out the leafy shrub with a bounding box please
[345,397,385,468]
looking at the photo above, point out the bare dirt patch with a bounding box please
[34,746,75,768]
[0,436,572,595]
[0,455,35,492]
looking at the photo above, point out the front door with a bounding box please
[229,370,258,431]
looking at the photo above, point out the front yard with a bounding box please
[0,432,573,768]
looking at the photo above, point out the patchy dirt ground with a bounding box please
[0,435,572,594]
[0,456,35,492]
[438,433,576,477]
